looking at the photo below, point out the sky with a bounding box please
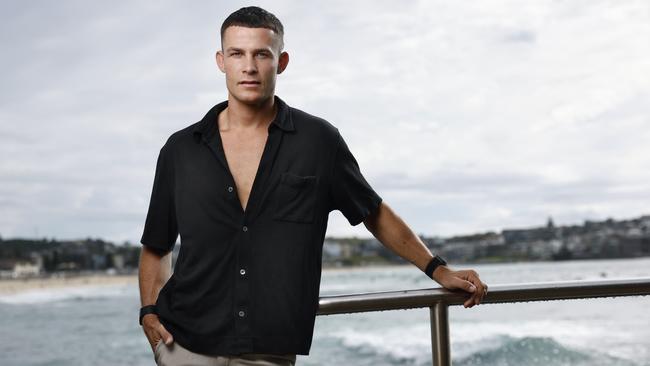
[1,0,649,245]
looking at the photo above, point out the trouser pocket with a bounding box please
[154,339,164,363]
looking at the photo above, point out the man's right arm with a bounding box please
[138,246,174,349]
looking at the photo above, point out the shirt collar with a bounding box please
[192,95,294,143]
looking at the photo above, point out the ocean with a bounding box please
[1,257,649,366]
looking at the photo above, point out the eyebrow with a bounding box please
[225,47,273,54]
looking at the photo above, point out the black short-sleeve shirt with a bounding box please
[140,95,382,356]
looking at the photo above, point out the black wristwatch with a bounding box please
[424,255,447,279]
[139,304,158,326]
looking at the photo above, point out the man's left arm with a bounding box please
[363,201,488,308]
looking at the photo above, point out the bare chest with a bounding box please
[220,130,268,211]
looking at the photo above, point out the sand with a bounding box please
[0,264,411,296]
[0,273,138,295]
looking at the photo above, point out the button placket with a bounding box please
[235,217,251,337]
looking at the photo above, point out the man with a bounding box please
[139,6,487,366]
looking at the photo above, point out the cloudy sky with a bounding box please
[1,0,649,245]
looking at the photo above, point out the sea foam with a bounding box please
[0,283,134,305]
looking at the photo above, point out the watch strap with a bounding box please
[139,304,158,326]
[424,255,447,279]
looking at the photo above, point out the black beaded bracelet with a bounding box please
[424,255,447,279]
[139,304,158,326]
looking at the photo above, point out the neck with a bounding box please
[222,94,277,131]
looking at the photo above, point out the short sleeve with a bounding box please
[140,144,178,254]
[329,131,383,226]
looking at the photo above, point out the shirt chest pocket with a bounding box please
[273,172,318,224]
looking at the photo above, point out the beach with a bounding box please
[0,265,412,296]
[0,273,138,295]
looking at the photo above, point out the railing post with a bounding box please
[429,302,451,366]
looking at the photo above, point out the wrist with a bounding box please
[139,304,158,326]
[423,254,448,281]
[432,263,448,282]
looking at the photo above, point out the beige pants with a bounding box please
[154,339,297,366]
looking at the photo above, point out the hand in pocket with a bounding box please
[141,313,174,352]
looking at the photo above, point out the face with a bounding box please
[216,26,289,107]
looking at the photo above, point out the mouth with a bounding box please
[239,81,261,86]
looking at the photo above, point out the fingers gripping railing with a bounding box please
[317,278,650,366]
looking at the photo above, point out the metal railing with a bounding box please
[317,277,650,366]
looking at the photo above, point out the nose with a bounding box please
[243,55,257,74]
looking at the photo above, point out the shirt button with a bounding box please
[238,310,245,317]
[240,268,246,275]
[242,226,248,232]
[227,186,234,193]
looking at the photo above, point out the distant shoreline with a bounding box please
[0,264,419,296]
[2,258,648,296]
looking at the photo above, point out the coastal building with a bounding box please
[13,261,41,278]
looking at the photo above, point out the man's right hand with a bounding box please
[142,314,174,352]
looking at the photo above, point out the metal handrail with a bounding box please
[317,277,650,366]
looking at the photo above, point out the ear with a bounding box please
[277,51,289,74]
[216,50,225,73]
